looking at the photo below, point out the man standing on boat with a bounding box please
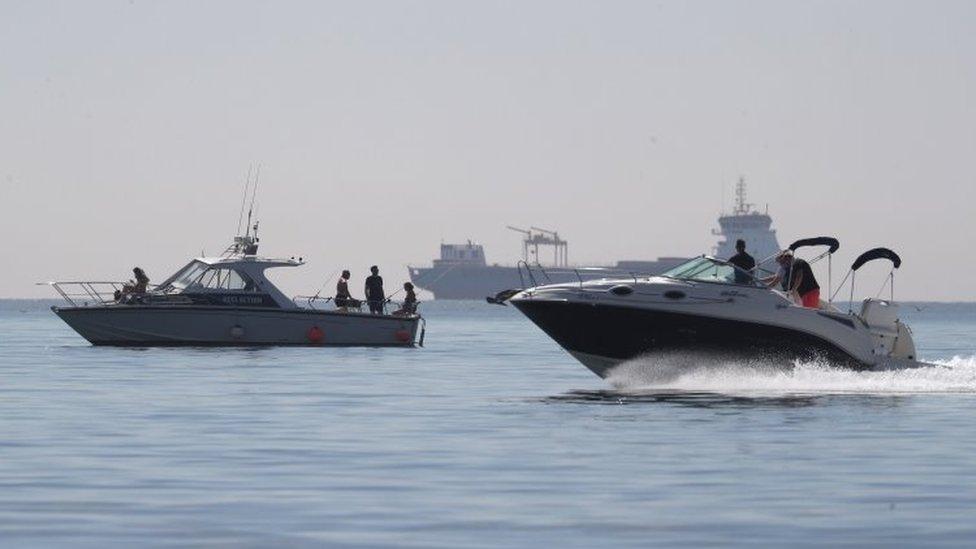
[365,266,385,314]
[789,258,821,308]
[727,239,756,284]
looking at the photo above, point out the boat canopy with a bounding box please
[852,248,901,271]
[788,237,840,254]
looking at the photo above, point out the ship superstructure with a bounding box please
[433,242,487,268]
[713,177,781,262]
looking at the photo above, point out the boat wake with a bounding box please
[602,352,976,395]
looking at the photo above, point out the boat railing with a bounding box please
[40,281,159,307]
[516,260,539,288]
[517,262,661,289]
[292,294,421,316]
[293,294,334,310]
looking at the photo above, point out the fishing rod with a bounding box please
[312,268,341,301]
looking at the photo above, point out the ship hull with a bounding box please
[53,306,421,347]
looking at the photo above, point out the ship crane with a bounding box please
[507,226,569,267]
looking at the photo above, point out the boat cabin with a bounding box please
[152,255,303,309]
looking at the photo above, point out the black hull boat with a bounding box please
[513,301,865,377]
[503,239,917,378]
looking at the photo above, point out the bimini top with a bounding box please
[852,248,901,271]
[788,236,840,254]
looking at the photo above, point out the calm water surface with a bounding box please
[1,300,975,547]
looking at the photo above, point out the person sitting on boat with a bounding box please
[789,257,821,309]
[116,267,150,302]
[727,239,756,284]
[393,282,418,316]
[365,266,385,314]
[334,270,361,311]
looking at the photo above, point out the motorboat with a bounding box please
[44,231,424,347]
[496,237,916,378]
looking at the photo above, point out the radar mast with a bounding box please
[733,176,754,215]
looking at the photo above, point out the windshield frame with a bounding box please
[155,260,209,294]
[155,261,259,294]
[659,255,762,287]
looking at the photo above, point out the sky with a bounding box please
[2,0,974,300]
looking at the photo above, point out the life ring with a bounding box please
[307,326,324,344]
[394,329,412,343]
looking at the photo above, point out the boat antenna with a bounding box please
[245,164,261,239]
[236,165,253,236]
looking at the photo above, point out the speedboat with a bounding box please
[44,232,424,347]
[497,237,916,377]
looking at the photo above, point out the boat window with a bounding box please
[661,257,713,279]
[660,257,758,286]
[159,261,210,293]
[157,262,258,293]
[195,268,257,292]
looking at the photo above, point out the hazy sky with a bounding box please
[2,0,974,300]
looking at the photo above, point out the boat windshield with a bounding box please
[158,261,209,293]
[157,261,258,294]
[660,256,759,286]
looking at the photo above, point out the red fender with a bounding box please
[307,326,324,344]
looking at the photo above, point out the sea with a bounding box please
[1,299,975,547]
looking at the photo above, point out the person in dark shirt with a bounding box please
[727,239,756,284]
[789,258,821,308]
[364,266,385,314]
[393,282,418,316]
